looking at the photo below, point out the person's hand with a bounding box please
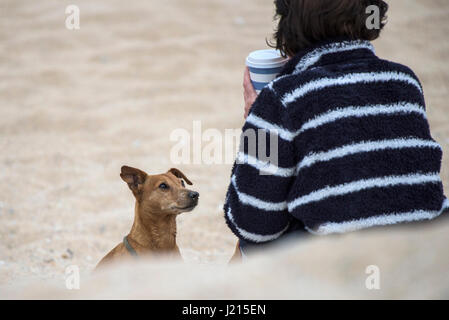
[243,67,258,119]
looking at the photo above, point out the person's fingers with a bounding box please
[243,67,257,119]
[244,67,251,83]
[243,67,254,92]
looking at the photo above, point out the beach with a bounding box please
[0,0,448,298]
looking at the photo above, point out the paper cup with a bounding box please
[246,49,289,94]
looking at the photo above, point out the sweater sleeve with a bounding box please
[224,88,297,244]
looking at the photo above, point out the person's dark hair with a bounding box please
[270,0,389,57]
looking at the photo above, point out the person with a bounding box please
[224,0,448,258]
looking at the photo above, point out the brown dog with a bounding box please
[96,166,199,268]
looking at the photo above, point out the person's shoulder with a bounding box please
[376,58,422,82]
[376,58,425,97]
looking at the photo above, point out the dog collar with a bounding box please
[123,235,138,257]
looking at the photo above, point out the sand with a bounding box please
[0,0,448,298]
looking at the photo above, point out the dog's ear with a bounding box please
[120,166,147,196]
[167,168,192,185]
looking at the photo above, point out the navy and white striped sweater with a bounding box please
[224,38,448,244]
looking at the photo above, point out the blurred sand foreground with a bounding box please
[0,0,448,298]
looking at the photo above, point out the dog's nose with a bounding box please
[188,191,199,200]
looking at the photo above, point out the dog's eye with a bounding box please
[159,183,169,190]
[181,180,185,187]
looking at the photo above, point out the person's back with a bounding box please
[224,0,448,252]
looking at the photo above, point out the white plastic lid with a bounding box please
[246,49,289,68]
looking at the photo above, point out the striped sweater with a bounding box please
[224,38,448,244]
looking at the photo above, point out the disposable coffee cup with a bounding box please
[246,49,289,94]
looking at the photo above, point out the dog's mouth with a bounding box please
[173,203,197,212]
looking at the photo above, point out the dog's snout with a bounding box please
[188,191,199,200]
